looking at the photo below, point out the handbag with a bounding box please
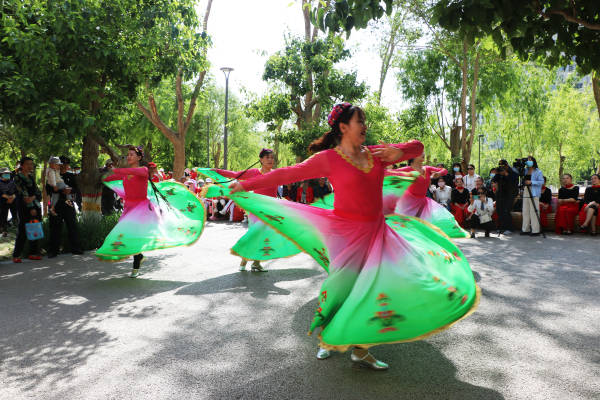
[25,220,44,241]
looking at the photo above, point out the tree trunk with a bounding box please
[450,125,461,159]
[462,51,480,167]
[41,161,48,217]
[458,38,469,166]
[592,70,600,120]
[79,133,102,216]
[173,139,186,178]
[212,143,221,169]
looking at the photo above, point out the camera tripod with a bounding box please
[523,184,546,239]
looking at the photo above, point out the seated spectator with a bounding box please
[463,164,480,191]
[470,177,486,199]
[555,174,579,234]
[578,174,600,235]
[430,163,453,188]
[296,180,314,204]
[282,183,296,201]
[450,177,469,227]
[0,167,17,237]
[466,188,495,238]
[432,177,451,211]
[539,176,553,229]
[184,179,197,192]
[447,162,464,188]
[148,162,162,182]
[314,177,332,199]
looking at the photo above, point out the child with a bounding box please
[46,156,73,216]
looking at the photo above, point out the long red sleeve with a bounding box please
[426,166,447,176]
[242,152,329,192]
[368,140,424,167]
[213,169,245,179]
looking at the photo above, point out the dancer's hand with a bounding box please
[372,142,403,162]
[229,182,244,194]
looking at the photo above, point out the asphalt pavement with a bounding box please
[0,222,598,400]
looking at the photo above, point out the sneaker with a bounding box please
[12,257,22,263]
[130,269,140,278]
[316,347,331,360]
[470,232,475,239]
[485,231,490,237]
[530,232,541,237]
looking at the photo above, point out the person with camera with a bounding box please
[520,156,544,236]
[579,174,600,235]
[492,159,519,235]
[466,188,496,238]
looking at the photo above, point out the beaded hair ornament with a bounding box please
[327,102,352,127]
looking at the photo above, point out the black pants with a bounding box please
[48,202,81,254]
[496,194,515,231]
[13,206,40,258]
[466,215,496,233]
[0,200,18,232]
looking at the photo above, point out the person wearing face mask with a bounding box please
[448,163,464,188]
[0,167,18,237]
[433,177,452,211]
[485,168,497,191]
[520,156,544,236]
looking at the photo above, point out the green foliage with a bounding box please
[310,0,394,33]
[432,0,600,74]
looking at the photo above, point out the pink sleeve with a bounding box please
[426,166,447,176]
[242,152,330,192]
[368,140,424,167]
[113,167,148,177]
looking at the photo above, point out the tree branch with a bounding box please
[176,69,184,135]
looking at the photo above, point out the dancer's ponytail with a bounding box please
[308,103,365,154]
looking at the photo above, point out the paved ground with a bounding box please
[0,221,598,400]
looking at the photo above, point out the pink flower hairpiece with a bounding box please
[327,102,352,127]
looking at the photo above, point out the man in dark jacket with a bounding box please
[46,156,82,258]
[492,159,519,235]
[0,167,18,236]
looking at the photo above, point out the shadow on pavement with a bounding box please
[0,253,190,392]
[174,268,321,299]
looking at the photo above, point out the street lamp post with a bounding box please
[220,67,234,169]
[478,134,484,176]
[206,116,210,168]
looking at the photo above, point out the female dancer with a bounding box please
[97,146,205,277]
[389,154,469,238]
[227,103,478,370]
[209,148,300,272]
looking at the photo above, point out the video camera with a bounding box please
[512,157,529,177]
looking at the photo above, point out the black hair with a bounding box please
[19,156,33,166]
[468,164,475,169]
[489,168,497,173]
[527,156,538,169]
[259,148,274,158]
[308,106,365,154]
[562,173,572,179]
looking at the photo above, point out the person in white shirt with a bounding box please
[463,164,480,192]
[466,187,496,238]
[432,177,452,211]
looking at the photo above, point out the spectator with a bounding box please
[432,177,452,211]
[485,168,497,190]
[463,164,480,191]
[0,167,18,237]
[100,160,118,216]
[470,177,486,199]
[296,180,314,204]
[447,162,464,188]
[12,157,42,263]
[450,177,469,227]
[431,163,453,188]
[492,159,519,235]
[148,162,162,182]
[59,156,82,210]
[282,183,297,201]
[554,174,578,235]
[314,177,332,199]
[190,167,198,180]
[520,156,544,236]
[466,188,496,238]
[47,156,83,258]
[539,176,553,229]
[579,174,600,235]
[45,156,73,216]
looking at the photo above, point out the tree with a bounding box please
[310,0,394,33]
[136,0,213,180]
[431,0,600,118]
[0,0,205,214]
